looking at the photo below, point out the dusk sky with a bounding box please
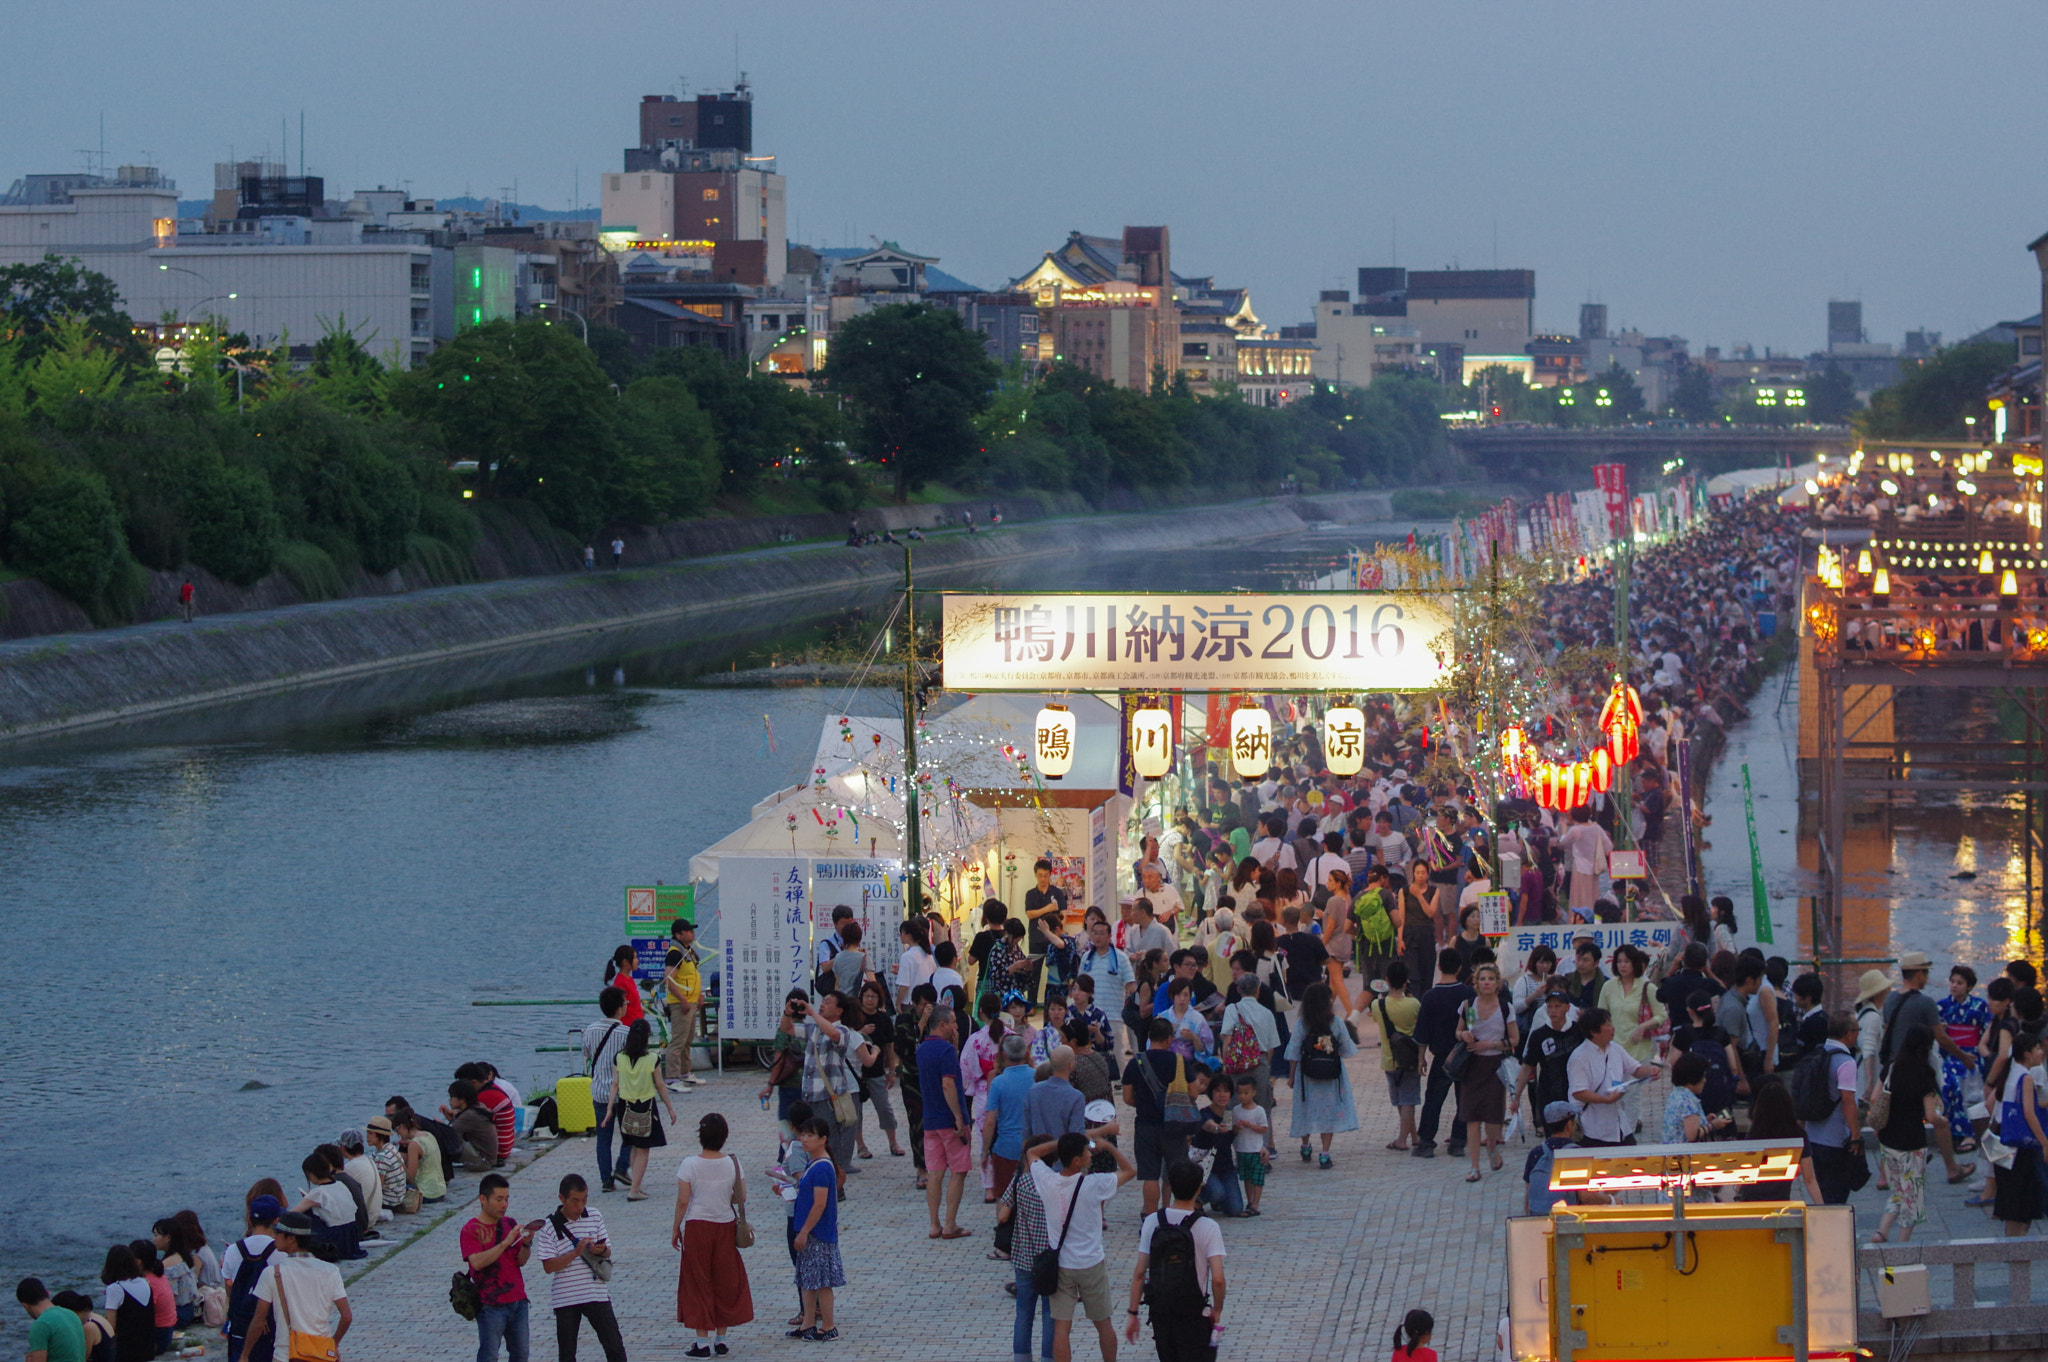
[8,0,2042,356]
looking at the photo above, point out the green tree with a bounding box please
[0,254,142,367]
[615,376,722,516]
[638,345,834,496]
[825,303,999,500]
[1806,364,1859,425]
[1667,363,1716,423]
[300,319,392,415]
[5,462,128,610]
[183,462,283,584]
[1584,363,1645,424]
[1861,340,2012,439]
[26,314,125,423]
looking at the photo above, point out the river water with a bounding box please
[0,516,2030,1322]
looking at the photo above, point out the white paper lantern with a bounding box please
[1034,704,1075,780]
[1322,706,1366,776]
[1129,706,1174,780]
[1230,707,1272,778]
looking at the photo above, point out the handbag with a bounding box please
[1033,1170,1084,1297]
[767,1045,801,1089]
[550,1212,615,1283]
[1866,1065,1893,1132]
[731,1158,755,1248]
[197,1283,228,1329]
[818,1050,858,1126]
[271,1258,340,1362]
[400,1187,424,1215]
[619,1100,655,1140]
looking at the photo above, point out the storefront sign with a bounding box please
[940,593,1453,692]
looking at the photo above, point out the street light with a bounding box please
[539,301,588,344]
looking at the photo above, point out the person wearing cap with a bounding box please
[243,1213,349,1362]
[221,1195,282,1361]
[663,919,707,1089]
[17,1275,88,1362]
[364,1117,407,1212]
[1522,1102,1608,1216]
[1881,951,1976,1187]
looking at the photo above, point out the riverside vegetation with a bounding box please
[0,257,1458,624]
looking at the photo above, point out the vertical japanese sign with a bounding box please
[623,885,693,980]
[1592,463,1630,541]
[810,859,904,963]
[1740,765,1775,945]
[719,856,811,1039]
[1088,803,1112,912]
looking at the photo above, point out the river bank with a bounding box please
[0,490,1388,742]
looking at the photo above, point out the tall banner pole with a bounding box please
[1741,763,1775,945]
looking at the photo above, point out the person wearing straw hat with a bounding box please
[1879,952,1976,1186]
[1853,968,1892,1187]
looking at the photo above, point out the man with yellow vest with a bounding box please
[663,920,706,1089]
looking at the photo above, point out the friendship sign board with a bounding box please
[939,593,1454,693]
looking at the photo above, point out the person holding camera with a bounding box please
[781,991,875,1193]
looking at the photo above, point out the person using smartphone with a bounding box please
[462,1173,535,1362]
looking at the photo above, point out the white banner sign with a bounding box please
[719,856,811,1040]
[1493,923,1682,975]
[940,593,1454,692]
[810,858,905,964]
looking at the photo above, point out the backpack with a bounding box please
[1354,889,1394,950]
[225,1239,275,1336]
[1788,1046,1842,1124]
[1219,1010,1263,1075]
[1142,1210,1209,1317]
[1142,1054,1205,1137]
[1300,1026,1344,1081]
[1378,999,1420,1073]
[1525,1142,1568,1216]
[1684,1029,1738,1111]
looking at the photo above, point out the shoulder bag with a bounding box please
[271,1257,340,1362]
[817,1039,859,1125]
[1866,1062,1893,1132]
[730,1156,755,1248]
[548,1211,615,1283]
[1379,999,1420,1073]
[1032,1171,1084,1297]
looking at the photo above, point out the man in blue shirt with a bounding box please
[1412,948,1476,1159]
[1025,1045,1088,1146]
[917,1006,970,1239]
[983,1035,1036,1198]
[815,905,854,978]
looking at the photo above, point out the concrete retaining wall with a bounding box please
[0,493,1383,742]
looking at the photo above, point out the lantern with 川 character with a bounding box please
[1322,706,1366,776]
[1230,707,1272,779]
[1034,704,1075,780]
[1129,705,1174,780]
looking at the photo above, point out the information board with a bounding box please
[719,857,811,1040]
[1493,923,1681,975]
[810,859,905,960]
[624,885,693,982]
[1476,891,1511,938]
[939,593,1454,693]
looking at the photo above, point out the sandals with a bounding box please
[1465,1170,1483,1183]
[940,1227,971,1239]
[1386,1139,1410,1151]
[1948,1162,1978,1184]
[1491,1152,1504,1171]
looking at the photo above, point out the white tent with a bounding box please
[693,734,998,884]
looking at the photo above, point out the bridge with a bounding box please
[1448,424,1858,479]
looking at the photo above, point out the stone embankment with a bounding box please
[0,492,1388,741]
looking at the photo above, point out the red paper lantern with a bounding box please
[1591,748,1614,793]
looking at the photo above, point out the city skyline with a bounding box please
[6,0,2042,357]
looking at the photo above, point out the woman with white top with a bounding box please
[98,1244,155,1362]
[672,1112,754,1356]
[896,919,936,1007]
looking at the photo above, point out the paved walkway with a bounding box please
[337,1039,1530,1362]
[329,1044,1993,1361]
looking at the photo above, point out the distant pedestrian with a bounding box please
[583,988,630,1194]
[460,1177,532,1362]
[663,920,706,1091]
[610,537,624,569]
[1283,981,1358,1168]
[533,1173,624,1362]
[583,545,596,571]
[672,1113,755,1356]
[179,578,195,623]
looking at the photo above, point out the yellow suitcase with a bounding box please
[553,1075,595,1134]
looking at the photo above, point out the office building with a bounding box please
[1010,228,1180,391]
[601,84,786,288]
[1305,266,1535,386]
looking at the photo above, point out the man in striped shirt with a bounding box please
[533,1174,624,1362]
[581,988,631,1195]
